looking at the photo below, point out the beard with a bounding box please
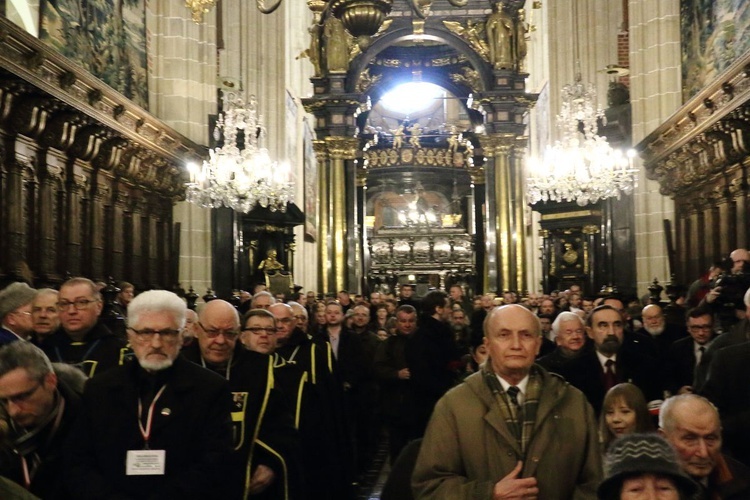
[598,335,621,356]
[644,324,665,336]
[139,357,174,371]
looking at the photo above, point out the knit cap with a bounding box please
[598,433,698,499]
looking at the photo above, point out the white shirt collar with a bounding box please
[496,374,530,404]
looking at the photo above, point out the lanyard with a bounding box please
[20,396,66,489]
[137,385,167,449]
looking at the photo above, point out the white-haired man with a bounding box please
[64,290,234,498]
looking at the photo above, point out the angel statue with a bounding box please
[442,20,489,61]
[409,123,423,148]
[391,124,405,149]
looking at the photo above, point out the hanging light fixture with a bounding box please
[185,92,294,213]
[526,2,637,207]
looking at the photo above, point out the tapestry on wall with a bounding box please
[39,0,148,109]
[681,0,750,101]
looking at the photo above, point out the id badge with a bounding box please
[126,449,166,475]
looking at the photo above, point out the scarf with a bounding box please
[11,391,65,486]
[482,363,541,455]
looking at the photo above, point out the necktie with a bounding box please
[696,346,705,366]
[603,359,616,391]
[506,385,521,408]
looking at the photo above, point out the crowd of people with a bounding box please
[0,248,748,498]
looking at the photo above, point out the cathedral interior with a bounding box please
[2,0,750,300]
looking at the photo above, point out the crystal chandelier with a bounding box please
[526,74,638,207]
[185,92,294,213]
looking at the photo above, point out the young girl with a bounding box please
[600,383,654,451]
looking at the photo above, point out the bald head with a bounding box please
[730,248,750,273]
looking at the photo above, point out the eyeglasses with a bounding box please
[10,310,32,317]
[0,382,42,407]
[242,327,276,335]
[198,323,240,339]
[128,328,182,343]
[277,317,295,324]
[688,325,713,332]
[57,299,98,311]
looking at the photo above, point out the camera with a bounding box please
[710,260,750,309]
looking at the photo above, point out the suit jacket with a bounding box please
[562,346,660,415]
[64,356,234,499]
[664,336,711,395]
[694,319,750,392]
[700,341,750,466]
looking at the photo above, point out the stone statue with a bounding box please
[258,249,284,273]
[486,3,514,70]
[324,16,349,73]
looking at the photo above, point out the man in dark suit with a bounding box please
[664,307,715,396]
[637,304,687,361]
[64,290,234,499]
[563,305,660,414]
[700,340,750,466]
[405,290,461,436]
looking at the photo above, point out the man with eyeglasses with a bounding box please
[0,282,38,344]
[265,301,355,499]
[64,290,234,498]
[287,301,309,334]
[664,307,715,396]
[182,300,298,499]
[42,277,128,377]
[0,341,85,498]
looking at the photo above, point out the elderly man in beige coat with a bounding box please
[412,304,602,499]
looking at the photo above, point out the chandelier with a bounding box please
[526,75,638,207]
[185,93,294,213]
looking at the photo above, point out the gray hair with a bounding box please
[287,301,308,318]
[251,291,276,307]
[551,311,585,335]
[659,394,719,432]
[0,341,54,380]
[127,290,187,330]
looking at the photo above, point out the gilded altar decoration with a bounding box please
[258,249,285,272]
[450,67,482,92]
[356,68,382,93]
[442,20,490,62]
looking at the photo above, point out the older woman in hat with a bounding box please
[599,433,698,500]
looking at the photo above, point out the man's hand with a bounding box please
[248,464,275,495]
[492,461,539,499]
[398,368,410,379]
[705,287,721,304]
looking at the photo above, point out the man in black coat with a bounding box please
[182,300,299,499]
[64,290,234,499]
[374,304,419,463]
[405,290,461,436]
[664,308,715,396]
[42,277,129,377]
[0,342,85,499]
[563,305,660,415]
[700,340,750,466]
